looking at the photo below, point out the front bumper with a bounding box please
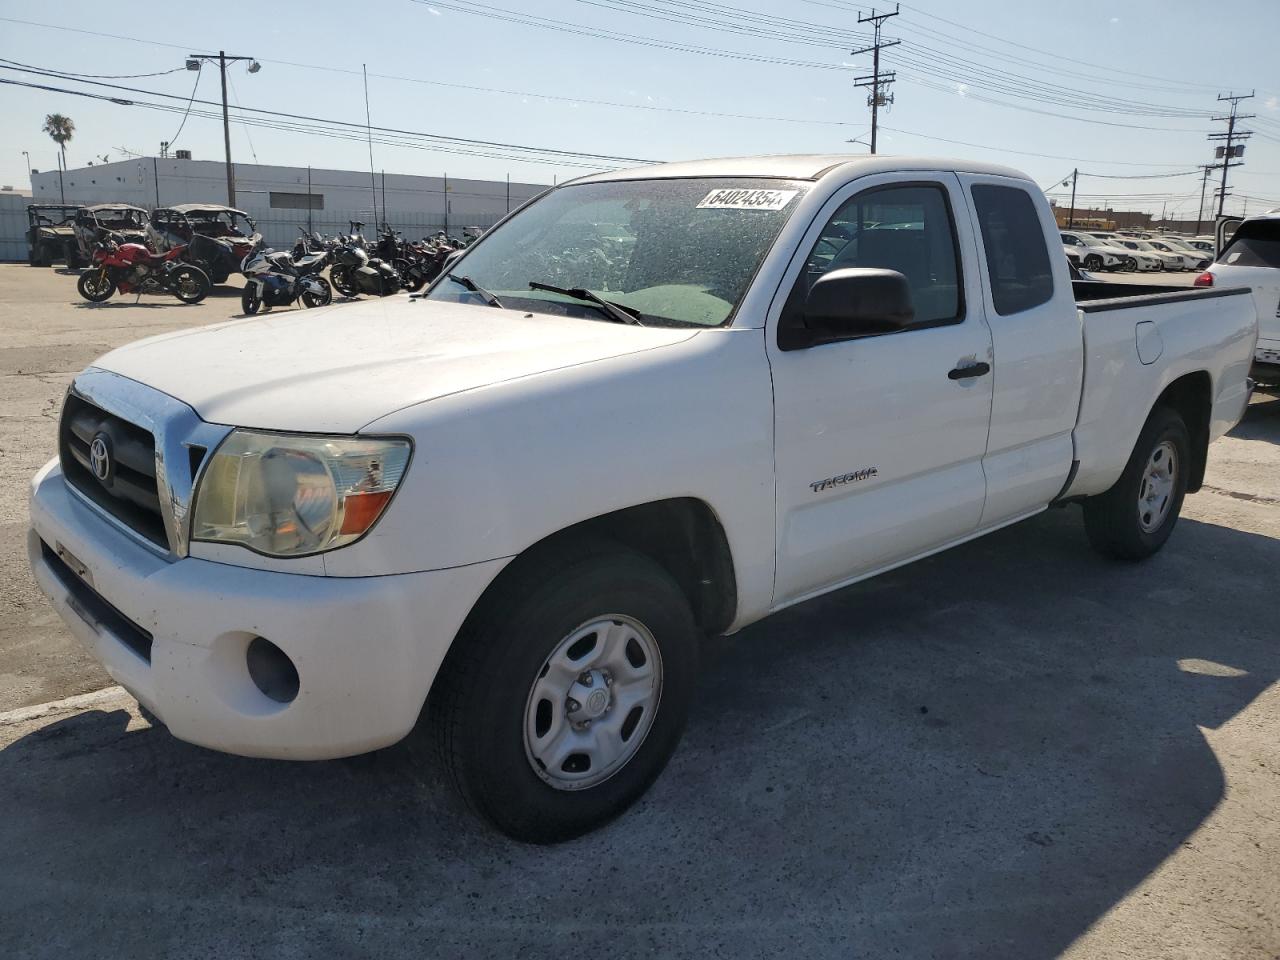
[28,458,507,760]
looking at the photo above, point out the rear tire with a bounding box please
[76,268,116,302]
[1083,406,1190,561]
[301,276,333,308]
[169,266,210,304]
[427,541,698,843]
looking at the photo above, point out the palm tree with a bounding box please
[42,113,75,168]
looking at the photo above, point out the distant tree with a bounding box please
[42,114,75,168]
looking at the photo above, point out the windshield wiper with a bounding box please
[529,281,644,326]
[446,273,504,308]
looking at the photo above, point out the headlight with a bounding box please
[191,430,411,557]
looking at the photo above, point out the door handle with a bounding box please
[948,361,991,380]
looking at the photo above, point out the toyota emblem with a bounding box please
[89,434,112,483]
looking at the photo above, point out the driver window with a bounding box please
[785,183,963,330]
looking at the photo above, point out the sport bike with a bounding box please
[240,242,333,315]
[77,239,210,304]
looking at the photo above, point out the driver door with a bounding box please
[767,173,994,606]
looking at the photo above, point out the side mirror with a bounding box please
[788,268,915,349]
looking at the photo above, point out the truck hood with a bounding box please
[92,297,699,433]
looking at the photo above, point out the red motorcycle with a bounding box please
[77,239,210,304]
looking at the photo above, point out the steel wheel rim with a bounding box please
[523,615,663,791]
[1138,439,1178,533]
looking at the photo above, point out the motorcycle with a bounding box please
[292,226,332,262]
[240,242,333,315]
[329,238,402,298]
[77,238,210,304]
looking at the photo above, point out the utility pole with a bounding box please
[187,52,259,207]
[362,64,378,228]
[1066,169,1079,228]
[851,5,900,155]
[1208,91,1254,218]
[1194,164,1213,235]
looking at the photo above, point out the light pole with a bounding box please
[186,52,260,207]
[21,150,31,179]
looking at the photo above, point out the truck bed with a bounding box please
[1072,279,1249,311]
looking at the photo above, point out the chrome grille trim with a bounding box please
[63,368,234,560]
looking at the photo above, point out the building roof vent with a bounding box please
[175,149,192,160]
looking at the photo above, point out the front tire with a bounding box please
[1083,406,1190,561]
[329,265,358,298]
[241,286,262,315]
[428,541,698,843]
[76,268,116,302]
[1084,255,1103,272]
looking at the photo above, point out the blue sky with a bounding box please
[2,0,1278,218]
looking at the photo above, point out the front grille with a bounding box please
[40,540,153,663]
[59,393,169,549]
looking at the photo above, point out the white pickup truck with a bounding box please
[28,156,1256,841]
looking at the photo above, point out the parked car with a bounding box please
[28,155,1256,842]
[147,204,261,284]
[25,204,81,267]
[1143,239,1198,271]
[1156,237,1212,271]
[1187,238,1215,255]
[1197,210,1280,382]
[1060,231,1127,271]
[1116,238,1179,271]
[72,204,149,263]
[1111,239,1164,271]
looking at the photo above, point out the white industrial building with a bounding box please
[15,156,549,255]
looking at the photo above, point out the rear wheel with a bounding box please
[169,266,210,304]
[428,542,698,842]
[1083,407,1190,561]
[76,268,116,302]
[300,276,333,308]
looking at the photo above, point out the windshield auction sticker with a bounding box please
[696,188,799,211]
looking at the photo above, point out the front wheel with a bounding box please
[168,266,210,304]
[1083,406,1190,561]
[427,542,698,842]
[1083,255,1103,272]
[301,276,333,308]
[76,268,116,302]
[241,286,263,315]
[329,265,358,298]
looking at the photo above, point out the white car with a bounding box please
[1143,239,1198,271]
[1199,211,1280,381]
[1121,239,1177,272]
[27,155,1257,840]
[1111,238,1165,271]
[1157,237,1212,271]
[1060,231,1127,271]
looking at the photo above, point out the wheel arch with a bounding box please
[1155,370,1211,492]
[467,497,739,638]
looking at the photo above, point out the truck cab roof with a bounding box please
[570,154,1031,185]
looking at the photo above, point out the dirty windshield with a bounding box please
[426,178,808,326]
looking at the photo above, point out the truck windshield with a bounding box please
[425,177,809,326]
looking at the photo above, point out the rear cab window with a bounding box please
[971,185,1054,315]
[1219,220,1280,268]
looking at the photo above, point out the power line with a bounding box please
[160,65,201,154]
[0,63,653,165]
